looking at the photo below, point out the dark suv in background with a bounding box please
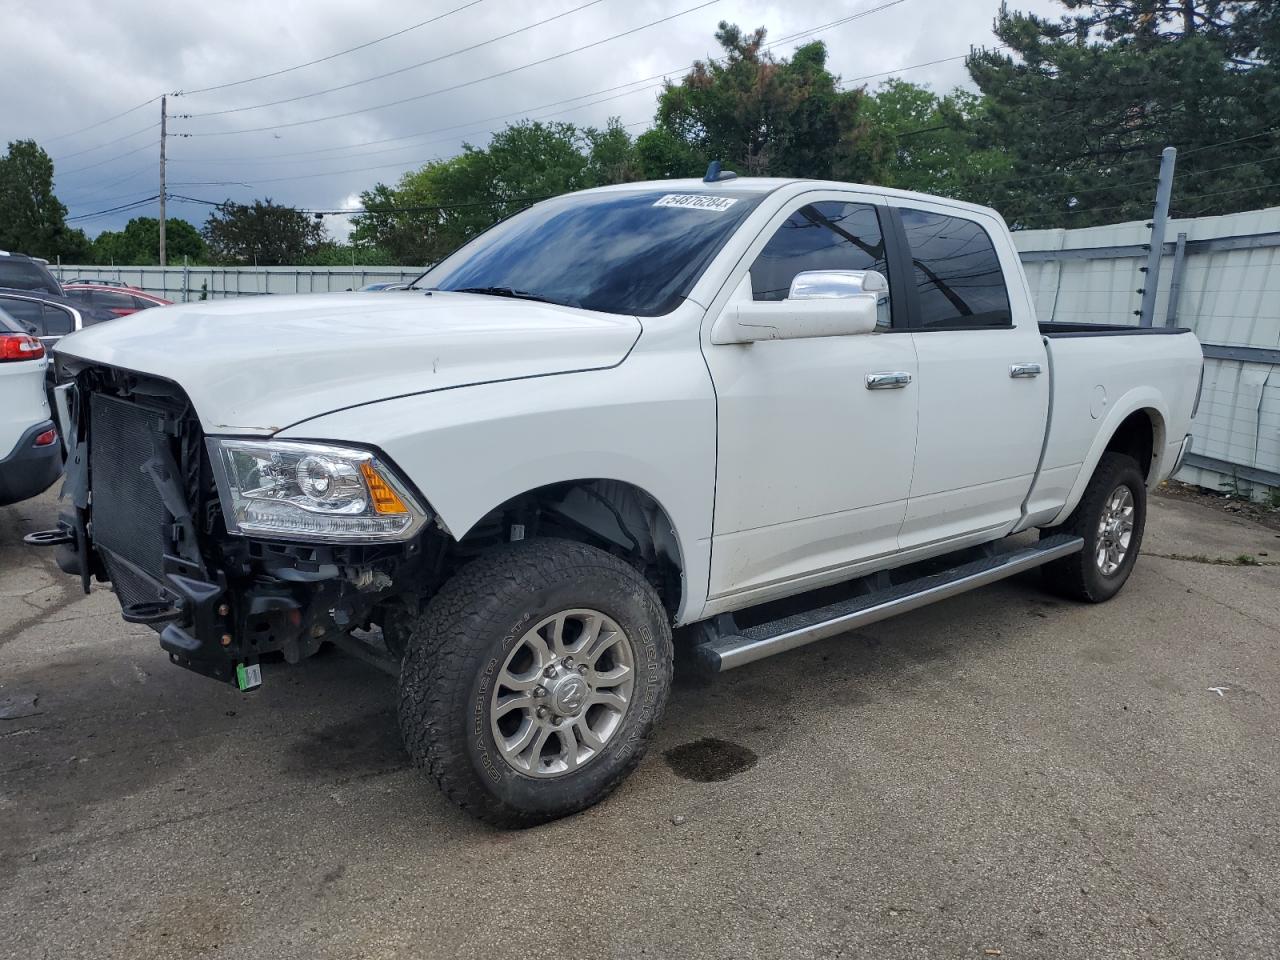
[0,251,64,296]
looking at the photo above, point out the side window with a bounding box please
[90,289,137,311]
[42,305,75,336]
[131,296,157,310]
[898,208,1011,328]
[0,297,44,334]
[750,201,891,326]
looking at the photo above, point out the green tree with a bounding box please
[0,139,86,259]
[841,80,1012,199]
[967,0,1280,227]
[646,23,864,178]
[201,199,326,265]
[90,216,206,264]
[353,120,639,266]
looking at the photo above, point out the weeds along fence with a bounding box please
[54,205,1280,497]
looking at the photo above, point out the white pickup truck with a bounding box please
[32,174,1202,826]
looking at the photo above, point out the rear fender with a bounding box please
[1046,388,1168,528]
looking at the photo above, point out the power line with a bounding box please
[177,0,490,97]
[37,1,491,159]
[184,81,660,165]
[170,0,914,171]
[179,0,725,137]
[58,139,156,177]
[52,122,159,162]
[70,0,916,207]
[42,96,161,145]
[167,193,555,215]
[63,188,158,210]
[838,48,1001,88]
[1177,127,1277,157]
[186,0,610,118]
[65,195,159,223]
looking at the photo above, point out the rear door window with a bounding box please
[0,296,45,333]
[41,304,75,335]
[898,208,1011,329]
[0,297,75,336]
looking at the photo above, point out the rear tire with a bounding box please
[1040,452,1147,603]
[397,538,673,827]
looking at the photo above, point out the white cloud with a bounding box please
[0,0,1064,237]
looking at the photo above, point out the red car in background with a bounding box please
[61,283,173,317]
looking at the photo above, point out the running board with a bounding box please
[694,534,1084,672]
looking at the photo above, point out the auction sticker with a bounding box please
[653,194,739,212]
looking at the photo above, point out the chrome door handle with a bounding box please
[1010,362,1042,378]
[865,371,912,390]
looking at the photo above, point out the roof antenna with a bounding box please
[703,160,738,183]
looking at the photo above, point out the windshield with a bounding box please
[417,188,765,316]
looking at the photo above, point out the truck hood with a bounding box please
[56,290,642,434]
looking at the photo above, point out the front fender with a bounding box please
[277,356,718,625]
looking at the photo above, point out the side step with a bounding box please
[694,533,1084,672]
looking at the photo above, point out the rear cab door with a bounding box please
[885,199,1050,550]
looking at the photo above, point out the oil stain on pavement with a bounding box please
[663,737,758,782]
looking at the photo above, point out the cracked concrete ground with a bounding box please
[1,485,1278,960]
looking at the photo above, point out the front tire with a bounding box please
[398,539,673,827]
[1040,451,1147,602]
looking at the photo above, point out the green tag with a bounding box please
[235,662,262,691]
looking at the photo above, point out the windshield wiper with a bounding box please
[450,286,562,305]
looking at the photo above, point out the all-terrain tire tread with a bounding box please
[1040,451,1146,603]
[397,538,672,827]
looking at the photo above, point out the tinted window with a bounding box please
[420,189,764,317]
[0,297,44,333]
[0,307,22,334]
[89,289,139,311]
[42,304,75,335]
[0,297,74,336]
[899,208,1011,328]
[62,288,93,305]
[751,203,890,323]
[0,258,60,294]
[131,295,158,310]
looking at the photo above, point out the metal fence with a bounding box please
[1013,205,1280,497]
[54,208,1280,496]
[53,263,423,300]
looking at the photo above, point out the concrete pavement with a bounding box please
[2,486,1278,959]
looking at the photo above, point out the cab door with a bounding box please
[889,202,1049,549]
[703,192,920,606]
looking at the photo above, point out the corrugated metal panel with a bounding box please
[54,264,423,300]
[1015,207,1280,496]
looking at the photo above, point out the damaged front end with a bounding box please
[26,361,440,688]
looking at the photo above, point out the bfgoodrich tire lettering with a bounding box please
[397,538,673,827]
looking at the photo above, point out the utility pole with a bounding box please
[159,95,167,267]
[1138,146,1176,327]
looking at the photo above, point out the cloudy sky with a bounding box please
[1,0,1061,239]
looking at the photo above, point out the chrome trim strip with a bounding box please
[714,536,1084,671]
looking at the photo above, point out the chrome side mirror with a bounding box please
[787,269,888,300]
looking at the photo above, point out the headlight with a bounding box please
[207,439,429,542]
